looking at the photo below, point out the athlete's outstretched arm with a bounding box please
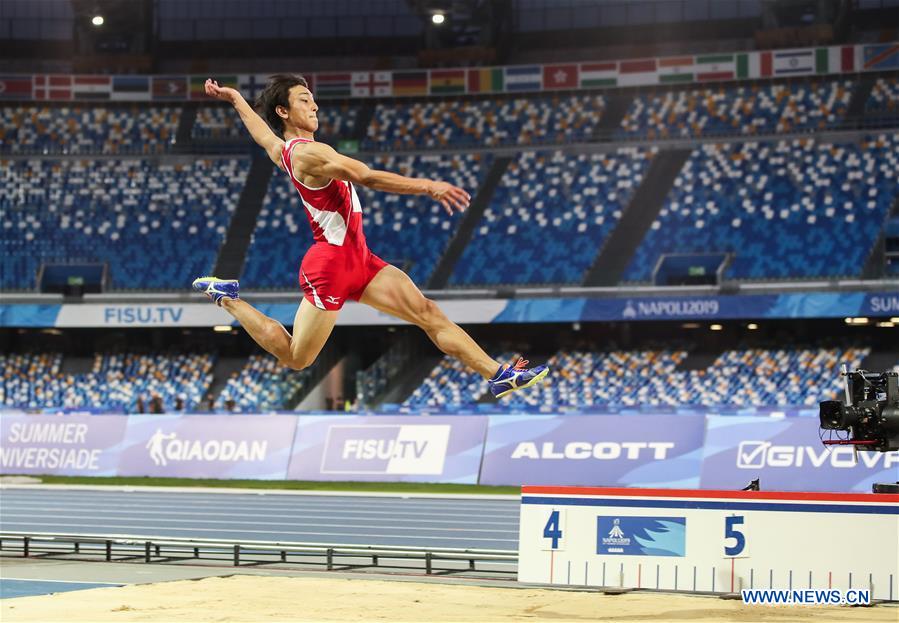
[205,79,284,168]
[294,142,470,215]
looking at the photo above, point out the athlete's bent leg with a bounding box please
[221,298,338,370]
[359,265,499,379]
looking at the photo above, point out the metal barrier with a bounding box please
[0,531,517,576]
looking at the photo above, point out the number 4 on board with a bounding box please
[543,509,563,549]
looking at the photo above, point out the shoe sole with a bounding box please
[495,367,549,398]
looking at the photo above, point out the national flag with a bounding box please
[392,71,428,96]
[152,76,187,100]
[504,66,541,91]
[72,75,112,100]
[542,64,578,89]
[467,67,503,93]
[34,75,72,100]
[191,75,237,100]
[111,76,150,101]
[694,54,735,82]
[760,49,815,77]
[0,76,34,100]
[617,58,657,87]
[352,72,391,97]
[238,73,269,101]
[315,73,352,98]
[736,53,750,79]
[429,69,465,95]
[657,56,694,84]
[816,46,856,74]
[862,43,899,70]
[579,62,617,88]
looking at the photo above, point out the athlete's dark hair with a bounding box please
[254,73,309,138]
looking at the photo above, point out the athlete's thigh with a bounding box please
[358,264,429,325]
[290,297,339,362]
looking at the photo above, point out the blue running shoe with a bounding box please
[192,276,239,307]
[488,357,549,398]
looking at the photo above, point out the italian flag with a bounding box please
[579,62,617,88]
[816,46,856,74]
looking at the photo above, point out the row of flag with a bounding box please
[1,43,895,103]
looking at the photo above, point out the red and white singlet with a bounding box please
[281,137,387,310]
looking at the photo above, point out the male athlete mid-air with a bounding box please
[193,75,548,398]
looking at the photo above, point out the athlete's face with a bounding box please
[281,85,318,133]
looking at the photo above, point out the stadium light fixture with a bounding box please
[213,325,233,333]
[681,322,700,329]
[747,323,759,330]
[710,324,723,331]
[431,12,446,25]
[844,317,869,325]
[891,317,899,324]
[91,15,104,27]
[876,321,895,328]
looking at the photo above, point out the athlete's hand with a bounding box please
[427,181,470,216]
[205,79,241,105]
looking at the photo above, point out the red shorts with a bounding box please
[298,243,388,311]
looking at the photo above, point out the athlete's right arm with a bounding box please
[204,79,284,169]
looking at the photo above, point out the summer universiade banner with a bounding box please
[0,43,895,103]
[0,414,127,476]
[285,415,487,483]
[478,415,708,488]
[0,290,896,328]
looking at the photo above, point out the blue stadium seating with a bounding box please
[0,105,180,154]
[404,345,872,409]
[0,158,247,290]
[618,80,852,139]
[450,148,653,286]
[215,354,311,412]
[624,134,899,281]
[242,153,490,288]
[0,351,213,412]
[866,76,899,115]
[364,94,605,150]
[192,103,360,142]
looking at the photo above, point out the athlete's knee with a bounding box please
[411,297,446,330]
[281,354,315,371]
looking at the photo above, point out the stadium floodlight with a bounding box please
[91,15,104,27]
[213,325,232,333]
[747,323,759,330]
[710,324,723,331]
[431,12,446,25]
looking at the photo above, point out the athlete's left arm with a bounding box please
[295,142,470,215]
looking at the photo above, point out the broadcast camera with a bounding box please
[819,365,899,453]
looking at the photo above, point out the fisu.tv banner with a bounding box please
[1,290,897,328]
[479,415,707,488]
[286,415,487,483]
[699,416,899,493]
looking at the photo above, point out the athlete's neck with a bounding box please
[285,129,314,142]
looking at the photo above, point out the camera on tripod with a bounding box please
[819,365,899,452]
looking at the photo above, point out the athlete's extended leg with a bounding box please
[193,277,337,370]
[220,298,337,370]
[359,265,500,378]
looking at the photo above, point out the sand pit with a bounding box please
[2,575,896,622]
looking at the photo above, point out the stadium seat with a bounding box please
[192,103,360,142]
[215,354,312,412]
[624,134,899,281]
[0,158,248,290]
[0,105,180,155]
[618,80,852,139]
[865,76,899,115]
[450,147,654,286]
[364,94,605,150]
